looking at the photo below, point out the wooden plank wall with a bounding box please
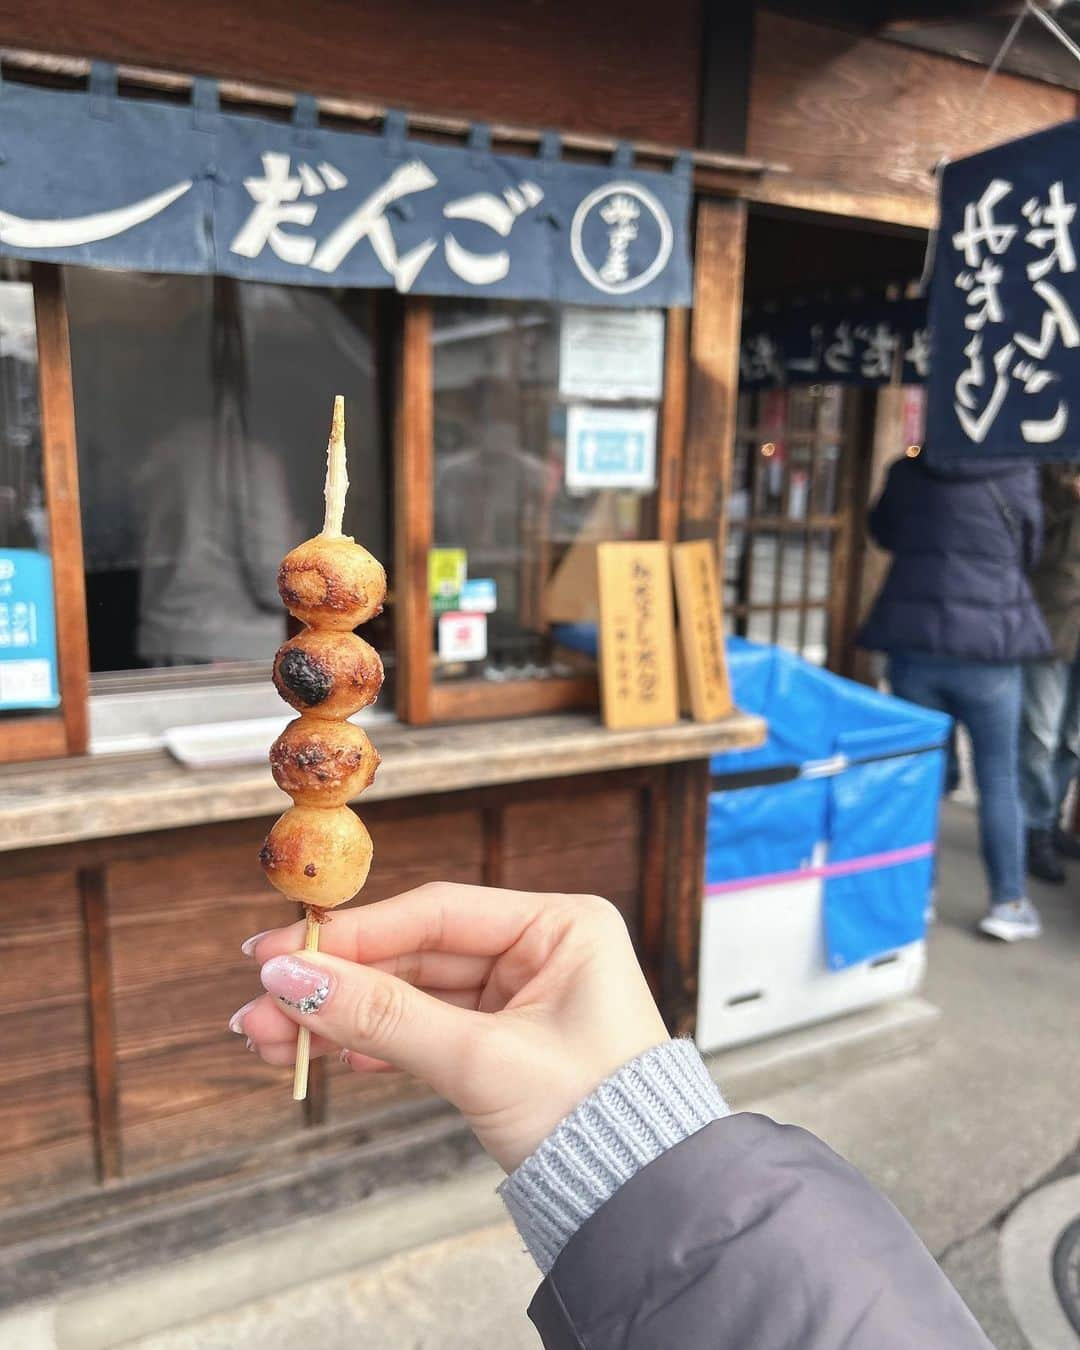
[748,12,1078,203]
[0,0,701,146]
[0,871,96,1207]
[0,771,653,1204]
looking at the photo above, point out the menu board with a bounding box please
[596,541,679,730]
[672,540,732,722]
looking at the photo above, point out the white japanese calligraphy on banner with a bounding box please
[739,300,929,389]
[0,76,692,307]
[927,121,1080,462]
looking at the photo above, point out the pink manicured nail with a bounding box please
[228,999,258,1034]
[241,930,274,958]
[260,955,331,1014]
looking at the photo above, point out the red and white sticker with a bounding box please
[438,611,487,663]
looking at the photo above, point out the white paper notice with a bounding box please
[558,308,664,402]
[438,611,487,663]
[565,405,658,491]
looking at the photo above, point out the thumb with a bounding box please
[260,951,476,1094]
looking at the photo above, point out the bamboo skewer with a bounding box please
[292,395,348,1103]
[292,912,322,1100]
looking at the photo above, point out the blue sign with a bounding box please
[0,74,691,307]
[0,550,60,710]
[459,578,497,613]
[927,120,1080,461]
[740,299,929,389]
[565,405,657,490]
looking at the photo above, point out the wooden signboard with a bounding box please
[672,540,733,722]
[596,541,679,730]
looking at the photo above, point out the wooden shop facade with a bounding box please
[0,0,1075,1304]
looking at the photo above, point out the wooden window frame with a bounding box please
[728,384,866,672]
[393,297,690,726]
[0,265,89,765]
[4,280,691,750]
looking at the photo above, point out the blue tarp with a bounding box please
[708,639,950,970]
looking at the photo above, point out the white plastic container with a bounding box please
[695,864,926,1053]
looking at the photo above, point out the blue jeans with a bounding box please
[1021,655,1080,830]
[888,652,1024,905]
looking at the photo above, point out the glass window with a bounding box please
[0,270,44,553]
[431,299,660,685]
[0,264,57,720]
[802,608,828,666]
[66,271,386,681]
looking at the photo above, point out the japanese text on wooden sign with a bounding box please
[927,120,1080,461]
[596,541,678,730]
[672,540,732,723]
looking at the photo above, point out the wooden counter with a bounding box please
[0,710,764,853]
[0,709,764,1296]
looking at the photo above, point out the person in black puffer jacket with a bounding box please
[859,452,1052,941]
[1020,464,1080,883]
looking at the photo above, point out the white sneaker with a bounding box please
[978,900,1042,942]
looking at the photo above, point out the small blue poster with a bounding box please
[565,405,657,491]
[0,549,60,710]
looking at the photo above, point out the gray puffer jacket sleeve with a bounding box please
[527,1113,992,1350]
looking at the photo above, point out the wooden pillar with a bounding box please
[394,298,433,725]
[658,196,747,1035]
[78,866,121,1181]
[850,386,908,684]
[698,1,755,155]
[659,759,710,1036]
[682,198,747,550]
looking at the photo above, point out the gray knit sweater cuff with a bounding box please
[497,1038,729,1273]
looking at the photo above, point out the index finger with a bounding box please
[247,881,548,965]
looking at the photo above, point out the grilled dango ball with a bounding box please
[277,535,387,631]
[273,629,384,720]
[270,716,380,807]
[259,805,373,907]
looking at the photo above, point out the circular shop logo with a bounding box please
[570,182,673,296]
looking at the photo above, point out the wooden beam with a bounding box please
[682,199,747,556]
[0,716,68,765]
[428,674,598,724]
[638,776,670,1001]
[828,392,875,676]
[78,866,121,1182]
[696,169,937,232]
[698,1,755,153]
[657,308,689,545]
[393,299,433,725]
[659,759,710,1037]
[0,47,778,180]
[33,264,90,756]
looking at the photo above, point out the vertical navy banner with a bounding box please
[0,78,692,306]
[926,119,1080,462]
